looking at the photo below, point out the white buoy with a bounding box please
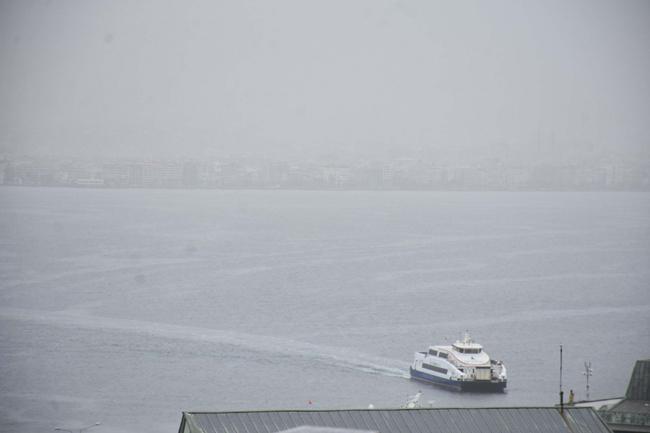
[403,391,422,409]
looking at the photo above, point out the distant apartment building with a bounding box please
[182,162,200,187]
[102,162,130,187]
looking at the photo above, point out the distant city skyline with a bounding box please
[2,154,647,191]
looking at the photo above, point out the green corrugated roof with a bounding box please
[626,359,650,401]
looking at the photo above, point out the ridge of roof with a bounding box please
[183,406,599,415]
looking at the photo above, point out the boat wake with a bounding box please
[0,308,410,379]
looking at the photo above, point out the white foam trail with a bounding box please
[0,308,411,379]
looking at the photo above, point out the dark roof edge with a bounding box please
[181,412,208,433]
[183,406,600,415]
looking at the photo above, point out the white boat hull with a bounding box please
[409,366,507,392]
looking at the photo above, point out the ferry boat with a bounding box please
[409,333,507,392]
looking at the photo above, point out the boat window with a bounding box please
[438,352,448,359]
[423,363,448,375]
[428,349,438,356]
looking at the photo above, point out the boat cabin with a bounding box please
[452,344,483,354]
[427,348,449,359]
[451,333,484,354]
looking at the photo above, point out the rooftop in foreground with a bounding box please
[179,407,612,433]
[571,359,650,432]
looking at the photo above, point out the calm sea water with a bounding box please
[1,187,648,433]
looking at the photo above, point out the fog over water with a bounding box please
[1,0,649,163]
[1,1,650,433]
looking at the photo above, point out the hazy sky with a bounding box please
[1,0,649,162]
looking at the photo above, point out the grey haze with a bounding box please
[1,0,649,163]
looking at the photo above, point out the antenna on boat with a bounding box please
[559,345,564,412]
[583,361,593,400]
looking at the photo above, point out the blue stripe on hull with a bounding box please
[409,367,461,390]
[409,367,507,393]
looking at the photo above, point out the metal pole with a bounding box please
[560,344,564,413]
